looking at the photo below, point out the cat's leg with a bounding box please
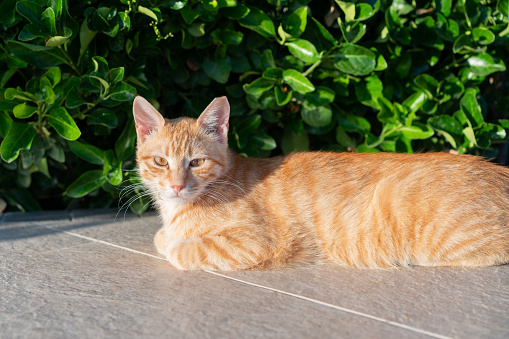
[163,235,266,271]
[154,228,168,256]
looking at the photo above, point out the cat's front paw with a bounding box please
[164,238,206,270]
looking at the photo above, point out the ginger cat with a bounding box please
[133,96,509,270]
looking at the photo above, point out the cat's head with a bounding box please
[133,96,230,205]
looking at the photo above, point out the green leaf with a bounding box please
[462,126,477,146]
[106,82,136,101]
[428,115,463,135]
[274,86,292,106]
[115,118,136,162]
[187,22,206,37]
[41,7,57,36]
[439,76,464,101]
[355,3,374,21]
[400,123,434,140]
[301,104,332,127]
[286,39,320,65]
[50,0,63,18]
[466,53,506,77]
[87,108,118,128]
[4,87,34,102]
[402,91,427,114]
[285,6,307,38]
[66,88,87,109]
[13,103,38,119]
[472,27,495,45]
[251,131,276,150]
[36,157,50,178]
[498,0,509,17]
[47,141,65,163]
[0,122,36,163]
[338,19,366,44]
[0,0,16,27]
[335,126,355,148]
[283,69,315,94]
[204,56,232,84]
[107,165,122,185]
[338,115,371,134]
[377,97,397,123]
[336,0,355,22]
[460,88,484,128]
[108,67,124,85]
[0,111,13,138]
[212,28,243,46]
[281,127,309,154]
[498,119,509,130]
[356,144,381,153]
[236,114,261,135]
[480,123,507,141]
[45,28,72,47]
[434,129,457,149]
[161,0,188,10]
[19,23,50,41]
[438,0,453,16]
[333,43,376,76]
[306,86,335,106]
[414,74,439,99]
[42,67,61,87]
[238,7,276,38]
[138,5,160,22]
[375,52,388,71]
[180,6,200,24]
[16,1,44,26]
[103,149,122,185]
[65,170,107,198]
[243,77,275,97]
[7,41,68,68]
[68,140,105,165]
[310,17,336,44]
[263,67,283,80]
[79,19,97,56]
[354,75,383,109]
[222,4,249,20]
[48,107,81,140]
[40,85,56,104]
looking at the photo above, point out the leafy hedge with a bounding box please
[0,0,508,213]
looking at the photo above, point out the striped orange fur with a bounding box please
[133,96,509,270]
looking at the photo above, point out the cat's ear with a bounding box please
[197,96,230,144]
[133,96,166,143]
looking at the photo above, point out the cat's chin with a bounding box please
[164,195,190,205]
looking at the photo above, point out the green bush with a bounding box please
[0,0,508,213]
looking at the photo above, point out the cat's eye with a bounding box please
[189,158,205,167]
[154,156,168,166]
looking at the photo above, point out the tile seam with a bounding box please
[48,226,452,339]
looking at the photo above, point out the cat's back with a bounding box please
[229,151,509,200]
[235,151,509,234]
[275,151,509,189]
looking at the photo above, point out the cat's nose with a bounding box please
[171,185,184,194]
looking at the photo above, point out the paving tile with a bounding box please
[0,242,425,338]
[219,259,509,338]
[47,209,160,256]
[3,210,508,338]
[0,221,90,258]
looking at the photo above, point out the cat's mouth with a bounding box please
[163,189,198,205]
